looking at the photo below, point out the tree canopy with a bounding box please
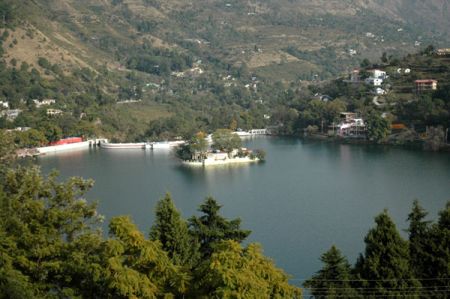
[0,162,297,298]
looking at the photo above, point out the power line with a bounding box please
[291,277,450,282]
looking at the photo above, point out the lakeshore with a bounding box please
[36,136,450,289]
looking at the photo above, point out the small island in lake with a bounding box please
[176,129,266,167]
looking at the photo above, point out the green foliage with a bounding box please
[175,132,208,161]
[0,164,300,298]
[13,128,47,148]
[366,112,391,142]
[195,241,302,298]
[189,197,251,258]
[304,245,360,299]
[103,216,189,298]
[0,130,15,170]
[308,202,450,299]
[407,200,432,279]
[0,166,102,297]
[37,57,51,69]
[354,210,420,298]
[211,129,242,153]
[253,149,266,161]
[422,202,450,298]
[150,193,199,267]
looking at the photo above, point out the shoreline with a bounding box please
[182,156,260,167]
[301,135,450,152]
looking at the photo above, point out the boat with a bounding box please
[99,142,146,149]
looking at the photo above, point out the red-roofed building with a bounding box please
[415,80,438,93]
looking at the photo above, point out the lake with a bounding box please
[37,137,450,287]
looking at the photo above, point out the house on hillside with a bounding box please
[47,109,63,116]
[368,69,387,79]
[350,69,360,83]
[365,78,383,86]
[33,99,56,108]
[329,112,365,138]
[415,80,438,93]
[1,109,22,121]
[0,101,9,109]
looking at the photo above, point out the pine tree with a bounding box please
[195,240,302,298]
[355,210,420,299]
[150,193,199,268]
[304,245,361,299]
[407,201,432,279]
[189,197,251,258]
[425,202,450,298]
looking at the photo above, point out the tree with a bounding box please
[189,197,250,258]
[38,122,62,143]
[175,131,208,161]
[360,58,371,68]
[0,166,103,298]
[424,202,450,298]
[150,193,199,267]
[211,129,242,154]
[194,240,302,298]
[0,130,15,170]
[100,216,189,298]
[407,200,432,280]
[14,129,47,148]
[354,210,420,298]
[366,112,390,142]
[304,245,360,299]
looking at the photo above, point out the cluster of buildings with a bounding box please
[0,98,63,121]
[349,66,439,95]
[329,112,366,138]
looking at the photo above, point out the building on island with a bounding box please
[415,80,438,93]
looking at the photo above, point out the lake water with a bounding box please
[37,137,450,287]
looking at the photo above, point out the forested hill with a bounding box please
[3,0,450,81]
[0,0,449,143]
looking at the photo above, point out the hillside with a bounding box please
[4,0,450,80]
[0,0,449,144]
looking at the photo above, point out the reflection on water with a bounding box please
[36,137,450,284]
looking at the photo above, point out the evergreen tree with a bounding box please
[189,197,250,258]
[304,245,360,299]
[195,240,302,298]
[0,166,103,298]
[150,193,199,268]
[101,216,189,298]
[407,201,432,279]
[355,210,420,299]
[425,202,450,298]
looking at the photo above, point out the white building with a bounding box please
[365,78,383,86]
[1,109,22,120]
[375,88,386,95]
[368,69,387,79]
[34,99,56,108]
[47,109,63,116]
[0,101,9,109]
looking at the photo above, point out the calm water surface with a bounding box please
[37,137,450,286]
